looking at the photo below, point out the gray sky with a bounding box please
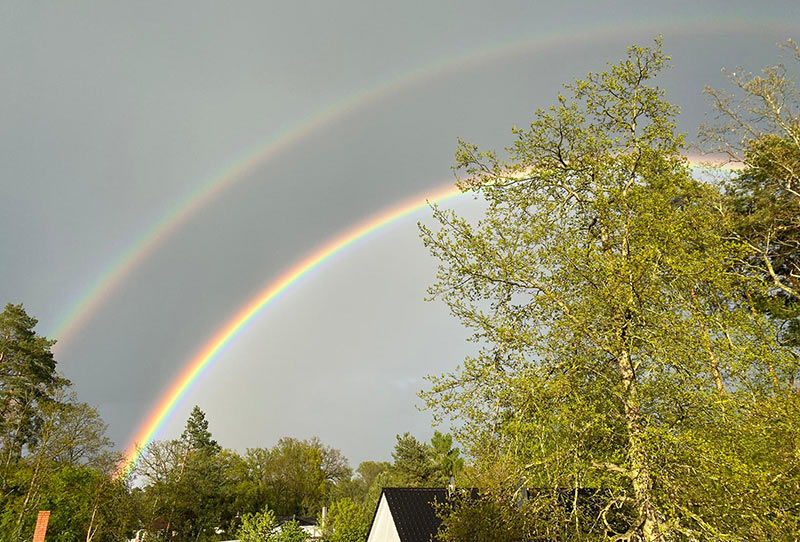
[1,1,798,467]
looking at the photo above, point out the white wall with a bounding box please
[366,494,401,542]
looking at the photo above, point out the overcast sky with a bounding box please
[1,1,798,467]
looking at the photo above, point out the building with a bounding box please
[366,488,452,542]
[366,486,613,542]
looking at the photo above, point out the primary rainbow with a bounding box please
[50,15,772,351]
[119,183,464,475]
[119,158,742,476]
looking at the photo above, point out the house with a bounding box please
[366,488,452,542]
[366,487,615,542]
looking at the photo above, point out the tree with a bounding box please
[235,437,348,518]
[390,433,434,486]
[236,506,307,542]
[323,497,371,542]
[0,303,132,541]
[0,386,129,542]
[0,303,68,489]
[30,461,133,542]
[420,40,798,541]
[273,519,307,542]
[181,406,220,452]
[701,39,800,346]
[355,461,391,494]
[136,408,227,541]
[237,506,277,542]
[244,438,328,516]
[429,431,464,483]
[311,436,352,485]
[3,391,114,540]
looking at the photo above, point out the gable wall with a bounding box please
[366,494,401,542]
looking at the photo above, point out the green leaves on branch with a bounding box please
[421,39,800,541]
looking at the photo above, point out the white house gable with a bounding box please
[366,494,401,542]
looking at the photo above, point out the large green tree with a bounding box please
[0,303,68,490]
[2,392,115,540]
[701,39,800,346]
[421,40,798,541]
[242,437,329,517]
[136,407,229,541]
[0,305,129,542]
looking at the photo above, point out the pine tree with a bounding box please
[180,406,219,452]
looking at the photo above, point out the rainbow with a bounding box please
[50,16,773,351]
[119,158,742,476]
[119,183,464,475]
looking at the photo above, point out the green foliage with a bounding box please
[435,492,521,542]
[391,433,435,486]
[324,497,371,542]
[387,432,463,487]
[181,405,220,452]
[355,461,391,490]
[421,39,799,541]
[274,519,307,542]
[0,304,130,542]
[237,507,308,542]
[437,488,631,542]
[0,303,68,485]
[429,431,464,481]
[237,506,277,542]
[703,41,800,347]
[134,432,352,540]
[136,410,231,541]
[243,437,329,516]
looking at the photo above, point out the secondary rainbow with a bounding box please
[50,16,773,351]
[119,183,464,475]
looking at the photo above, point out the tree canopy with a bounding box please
[421,39,799,541]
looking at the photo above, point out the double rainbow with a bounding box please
[39,17,766,475]
[51,16,772,350]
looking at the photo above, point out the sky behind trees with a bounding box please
[1,1,798,465]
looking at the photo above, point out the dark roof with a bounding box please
[381,488,450,542]
[373,487,611,542]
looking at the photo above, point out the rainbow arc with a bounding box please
[120,158,742,476]
[120,183,463,475]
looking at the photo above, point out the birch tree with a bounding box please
[421,40,798,541]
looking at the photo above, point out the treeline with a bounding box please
[133,408,463,541]
[0,307,462,542]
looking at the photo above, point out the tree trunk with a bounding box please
[13,463,43,542]
[86,501,99,542]
[617,347,664,542]
[165,445,189,538]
